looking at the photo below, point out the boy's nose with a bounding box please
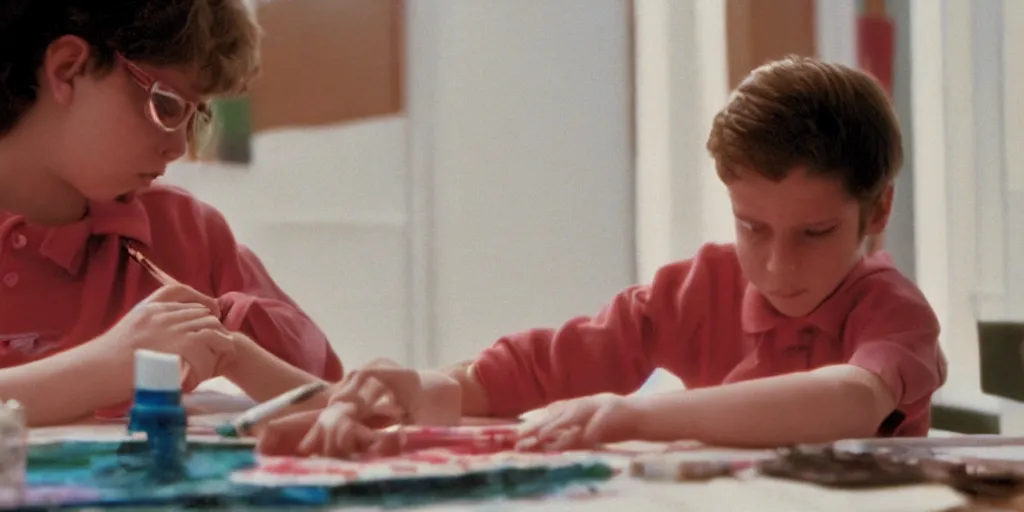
[765,242,799,274]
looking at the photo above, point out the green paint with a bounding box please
[215,423,240,438]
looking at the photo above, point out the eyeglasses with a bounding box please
[116,52,213,145]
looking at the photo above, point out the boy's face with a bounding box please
[727,168,891,317]
[40,37,205,201]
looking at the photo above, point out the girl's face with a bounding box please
[40,36,211,201]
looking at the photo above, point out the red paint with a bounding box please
[397,426,519,455]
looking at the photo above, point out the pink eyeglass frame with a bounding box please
[115,52,212,134]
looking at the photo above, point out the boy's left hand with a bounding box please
[516,393,639,451]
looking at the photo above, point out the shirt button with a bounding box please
[10,234,26,249]
[1,273,18,288]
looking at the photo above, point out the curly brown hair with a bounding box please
[0,0,261,134]
[707,55,902,206]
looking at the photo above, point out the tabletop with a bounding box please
[22,380,1015,511]
[28,421,991,511]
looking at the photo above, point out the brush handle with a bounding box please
[234,381,327,432]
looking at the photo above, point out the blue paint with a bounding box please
[21,440,325,509]
[16,440,615,509]
[127,388,187,479]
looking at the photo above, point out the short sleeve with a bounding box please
[199,202,343,381]
[846,279,946,406]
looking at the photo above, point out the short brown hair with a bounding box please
[706,55,902,205]
[0,0,261,134]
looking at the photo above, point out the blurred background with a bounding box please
[165,0,1022,433]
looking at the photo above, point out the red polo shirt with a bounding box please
[474,243,946,436]
[0,185,342,388]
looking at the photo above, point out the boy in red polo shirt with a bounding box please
[0,1,342,426]
[261,56,946,456]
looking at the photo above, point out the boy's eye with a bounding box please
[739,221,766,234]
[804,226,837,238]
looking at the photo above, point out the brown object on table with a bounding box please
[759,445,930,488]
[760,443,1024,502]
[937,460,1024,501]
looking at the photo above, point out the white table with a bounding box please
[27,422,984,511]
[22,379,993,511]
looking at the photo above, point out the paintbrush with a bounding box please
[216,381,328,438]
[122,240,178,285]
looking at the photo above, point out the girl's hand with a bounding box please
[515,393,640,451]
[98,284,235,388]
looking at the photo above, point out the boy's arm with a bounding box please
[436,257,711,419]
[627,364,895,446]
[220,332,329,408]
[199,207,343,382]
[475,258,714,418]
[440,362,491,418]
[626,284,943,446]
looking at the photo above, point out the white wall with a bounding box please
[164,119,413,370]
[634,0,731,284]
[166,0,636,372]
[419,0,636,365]
[998,0,1024,314]
[633,0,730,394]
[908,0,1016,413]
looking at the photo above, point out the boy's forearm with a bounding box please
[441,362,493,418]
[222,333,328,411]
[627,365,896,447]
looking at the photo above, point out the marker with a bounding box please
[216,382,328,438]
[629,451,773,482]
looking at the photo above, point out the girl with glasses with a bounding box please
[0,0,342,426]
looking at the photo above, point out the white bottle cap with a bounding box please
[134,349,182,392]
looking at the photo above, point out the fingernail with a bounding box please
[297,433,315,455]
[515,436,538,450]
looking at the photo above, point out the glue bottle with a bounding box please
[128,349,187,477]
[0,400,26,507]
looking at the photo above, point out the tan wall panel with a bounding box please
[249,0,404,132]
[726,0,816,89]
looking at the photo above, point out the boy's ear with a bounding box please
[41,35,92,106]
[864,183,894,236]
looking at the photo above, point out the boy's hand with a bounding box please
[294,365,421,456]
[516,393,639,451]
[98,284,235,389]
[256,362,425,458]
[257,406,404,459]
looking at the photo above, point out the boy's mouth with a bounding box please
[770,289,808,299]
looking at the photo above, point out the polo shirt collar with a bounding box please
[37,192,152,275]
